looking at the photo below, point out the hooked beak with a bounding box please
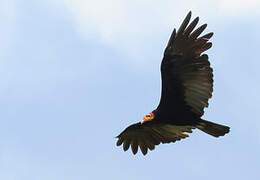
[141,117,152,124]
[141,118,145,124]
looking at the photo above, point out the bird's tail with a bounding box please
[196,119,230,137]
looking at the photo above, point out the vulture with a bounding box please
[116,11,230,155]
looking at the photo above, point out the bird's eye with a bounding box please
[146,114,151,117]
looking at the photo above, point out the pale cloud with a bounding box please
[64,0,127,42]
[48,0,260,61]
[52,1,206,60]
[0,0,16,60]
[55,0,259,43]
[0,0,15,20]
[219,0,260,15]
[57,1,201,43]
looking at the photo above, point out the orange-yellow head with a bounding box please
[141,112,155,124]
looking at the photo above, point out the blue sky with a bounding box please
[1,0,260,179]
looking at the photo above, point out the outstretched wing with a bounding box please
[116,122,194,155]
[157,11,214,117]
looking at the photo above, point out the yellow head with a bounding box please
[141,112,155,124]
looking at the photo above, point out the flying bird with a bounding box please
[116,11,230,155]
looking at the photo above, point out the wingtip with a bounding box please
[187,11,192,21]
[141,149,148,155]
[177,11,192,34]
[166,28,177,47]
[207,32,214,39]
[132,151,138,155]
[202,23,208,28]
[183,16,200,36]
[190,23,208,40]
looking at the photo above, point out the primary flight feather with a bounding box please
[116,11,230,155]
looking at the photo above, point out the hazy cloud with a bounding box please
[219,0,260,15]
[54,0,260,44]
[0,0,16,60]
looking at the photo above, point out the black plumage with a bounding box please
[116,11,230,155]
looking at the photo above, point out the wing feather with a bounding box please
[159,12,214,117]
[190,24,207,40]
[184,17,199,36]
[131,139,138,154]
[177,11,192,35]
[123,139,130,151]
[116,123,194,155]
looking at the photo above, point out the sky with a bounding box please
[0,0,260,179]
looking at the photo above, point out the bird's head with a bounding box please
[141,112,155,124]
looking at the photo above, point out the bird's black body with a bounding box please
[116,11,230,155]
